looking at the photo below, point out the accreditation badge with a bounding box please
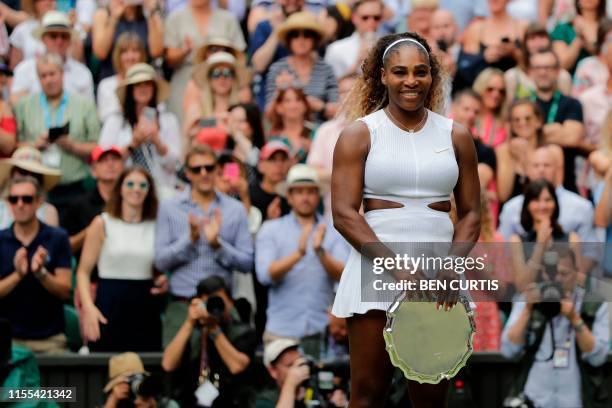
[553,348,570,369]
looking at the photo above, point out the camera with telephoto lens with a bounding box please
[114,373,161,408]
[533,251,563,320]
[300,357,350,407]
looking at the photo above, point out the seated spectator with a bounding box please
[256,164,349,343]
[266,11,338,120]
[97,32,147,123]
[223,103,266,176]
[91,0,164,81]
[104,352,179,408]
[499,146,597,245]
[62,145,124,255]
[154,144,253,348]
[100,63,181,198]
[215,151,263,233]
[267,86,315,163]
[579,38,612,147]
[164,0,245,121]
[571,19,611,97]
[248,0,328,35]
[249,0,305,109]
[0,176,71,353]
[183,52,241,142]
[429,9,460,76]
[472,68,508,147]
[551,0,606,75]
[0,146,61,229]
[504,22,573,103]
[320,3,354,46]
[324,0,383,79]
[496,99,564,203]
[307,73,356,220]
[14,53,99,218]
[8,0,55,69]
[256,339,311,408]
[529,49,587,193]
[0,62,16,158]
[509,179,582,291]
[77,167,167,352]
[404,0,438,44]
[501,248,609,408]
[162,276,257,407]
[11,11,94,103]
[458,0,527,89]
[192,37,253,103]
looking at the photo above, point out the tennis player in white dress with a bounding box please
[331,33,481,407]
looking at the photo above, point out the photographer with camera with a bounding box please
[161,276,256,407]
[104,352,178,408]
[501,247,610,408]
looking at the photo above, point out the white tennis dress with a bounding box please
[332,109,459,317]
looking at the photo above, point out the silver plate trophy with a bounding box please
[383,293,476,384]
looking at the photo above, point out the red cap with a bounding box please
[91,145,123,163]
[260,140,291,161]
[195,128,228,152]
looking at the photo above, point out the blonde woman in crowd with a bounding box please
[473,68,509,147]
[97,32,147,123]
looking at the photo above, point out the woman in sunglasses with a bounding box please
[100,63,181,199]
[77,166,167,352]
[472,68,509,148]
[0,146,61,229]
[266,11,339,121]
[183,52,242,142]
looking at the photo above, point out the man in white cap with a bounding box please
[256,338,310,407]
[255,164,349,343]
[10,11,94,103]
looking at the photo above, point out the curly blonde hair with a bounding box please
[344,32,446,121]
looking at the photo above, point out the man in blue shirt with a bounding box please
[155,144,254,346]
[501,248,609,408]
[256,164,349,344]
[0,176,71,353]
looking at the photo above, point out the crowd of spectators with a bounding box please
[0,0,611,406]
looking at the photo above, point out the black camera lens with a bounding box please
[206,295,226,320]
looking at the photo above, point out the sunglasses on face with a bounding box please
[46,32,71,41]
[359,14,382,22]
[188,163,217,174]
[288,30,317,40]
[208,46,234,54]
[123,180,150,190]
[485,86,505,94]
[209,68,235,79]
[8,195,35,205]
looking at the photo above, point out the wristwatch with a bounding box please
[209,327,222,341]
[573,319,586,333]
[34,267,49,281]
[315,247,325,257]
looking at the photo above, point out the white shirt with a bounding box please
[324,32,362,79]
[99,108,182,196]
[97,75,120,122]
[11,57,94,101]
[9,20,44,61]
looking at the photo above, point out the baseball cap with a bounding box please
[91,145,123,163]
[260,140,291,161]
[264,339,300,366]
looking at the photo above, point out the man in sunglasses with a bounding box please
[0,176,72,353]
[10,11,93,104]
[324,0,384,78]
[155,144,254,349]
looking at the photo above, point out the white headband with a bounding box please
[382,38,429,61]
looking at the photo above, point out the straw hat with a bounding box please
[192,52,238,85]
[277,11,325,47]
[116,63,170,106]
[193,37,242,65]
[0,147,62,191]
[276,163,323,197]
[104,352,149,393]
[32,11,78,41]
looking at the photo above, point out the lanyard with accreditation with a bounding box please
[531,90,561,125]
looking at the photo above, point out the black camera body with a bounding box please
[533,282,563,319]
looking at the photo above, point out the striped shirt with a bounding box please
[265,57,338,108]
[15,92,100,185]
[154,188,254,298]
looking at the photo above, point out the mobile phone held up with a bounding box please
[48,122,70,143]
[199,117,217,128]
[223,163,240,182]
[142,106,157,122]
